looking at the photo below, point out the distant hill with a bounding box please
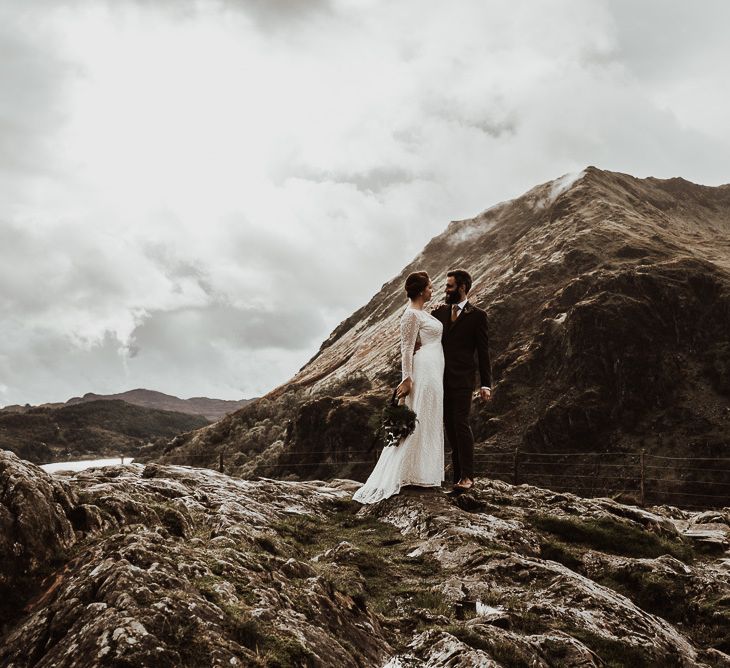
[0,400,210,464]
[160,167,730,505]
[62,389,254,421]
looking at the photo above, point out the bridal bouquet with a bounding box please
[380,389,418,447]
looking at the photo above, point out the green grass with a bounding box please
[690,593,730,653]
[539,538,585,571]
[267,504,450,627]
[195,575,227,606]
[227,616,316,667]
[598,569,689,623]
[271,516,324,547]
[528,514,694,562]
[567,629,660,668]
[382,585,451,617]
[444,626,492,652]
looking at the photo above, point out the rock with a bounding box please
[692,510,730,526]
[1,457,728,666]
[529,631,601,666]
[280,558,316,579]
[700,648,730,668]
[682,523,730,550]
[388,629,500,667]
[0,452,76,629]
[67,503,107,533]
[0,459,393,667]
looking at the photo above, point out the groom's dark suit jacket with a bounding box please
[432,302,492,390]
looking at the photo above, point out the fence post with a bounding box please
[639,450,645,506]
[219,451,224,473]
[513,447,519,485]
[591,459,599,497]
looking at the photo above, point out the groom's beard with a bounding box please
[446,292,461,304]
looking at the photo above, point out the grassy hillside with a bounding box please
[0,399,209,463]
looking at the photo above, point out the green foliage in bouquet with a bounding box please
[377,389,418,447]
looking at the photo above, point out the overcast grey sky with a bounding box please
[1,0,729,406]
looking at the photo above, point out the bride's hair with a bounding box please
[405,271,429,299]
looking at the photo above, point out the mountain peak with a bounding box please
[290,167,730,393]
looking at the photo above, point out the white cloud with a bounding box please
[1,0,729,405]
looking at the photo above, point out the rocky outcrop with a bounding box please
[0,455,76,629]
[1,450,729,666]
[160,168,730,503]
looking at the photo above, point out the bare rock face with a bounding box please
[362,483,730,666]
[0,453,76,630]
[0,453,391,667]
[2,450,729,667]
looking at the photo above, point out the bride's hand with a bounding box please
[396,377,413,399]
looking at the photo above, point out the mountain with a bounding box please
[159,167,730,504]
[1,451,728,665]
[65,388,254,421]
[0,400,209,463]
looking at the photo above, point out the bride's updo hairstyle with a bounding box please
[405,271,429,299]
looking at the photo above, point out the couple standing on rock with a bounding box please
[353,269,492,504]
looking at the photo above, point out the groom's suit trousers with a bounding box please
[444,387,474,482]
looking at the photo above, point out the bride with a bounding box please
[353,271,445,504]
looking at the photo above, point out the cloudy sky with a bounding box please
[1,0,729,406]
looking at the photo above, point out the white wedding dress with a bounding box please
[353,306,445,504]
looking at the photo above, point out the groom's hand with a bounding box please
[479,387,492,402]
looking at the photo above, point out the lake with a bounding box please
[40,457,135,473]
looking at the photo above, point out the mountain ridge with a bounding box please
[66,388,255,421]
[2,388,255,422]
[287,165,730,395]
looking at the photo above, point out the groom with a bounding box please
[432,269,492,494]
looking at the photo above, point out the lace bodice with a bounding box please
[400,307,444,381]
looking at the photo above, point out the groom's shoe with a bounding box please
[453,478,474,493]
[446,480,471,496]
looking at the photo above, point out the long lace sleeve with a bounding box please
[400,309,420,381]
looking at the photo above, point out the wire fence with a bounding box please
[475,449,730,510]
[149,446,730,510]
